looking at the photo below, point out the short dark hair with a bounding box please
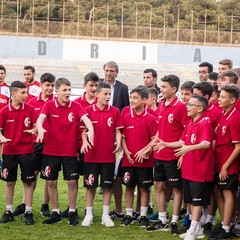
[0,65,6,74]
[55,78,71,89]
[191,95,208,111]
[161,74,180,91]
[219,58,233,69]
[221,84,240,101]
[208,72,219,81]
[96,82,111,92]
[130,85,149,99]
[193,81,213,99]
[84,72,99,85]
[199,62,213,73]
[232,68,240,78]
[148,87,159,99]
[212,83,220,95]
[40,73,56,84]
[23,65,35,73]
[103,61,119,73]
[143,68,157,78]
[10,81,26,93]
[219,70,239,84]
[212,83,220,100]
[180,81,195,92]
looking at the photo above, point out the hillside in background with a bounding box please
[1,1,240,90]
[1,0,240,45]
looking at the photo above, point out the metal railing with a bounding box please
[1,1,240,46]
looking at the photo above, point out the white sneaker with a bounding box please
[81,215,93,227]
[195,228,205,239]
[180,229,205,239]
[181,230,196,240]
[180,232,191,239]
[101,215,115,227]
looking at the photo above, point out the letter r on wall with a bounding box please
[91,44,99,58]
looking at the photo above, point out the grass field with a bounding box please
[0,173,210,240]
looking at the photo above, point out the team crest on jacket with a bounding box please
[29,85,41,96]
[2,86,10,97]
[168,114,174,123]
[191,134,196,144]
[68,112,74,122]
[1,168,8,179]
[123,172,130,183]
[205,117,210,123]
[3,88,8,95]
[24,117,31,127]
[107,117,113,127]
[222,126,226,136]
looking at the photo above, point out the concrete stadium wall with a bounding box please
[0,36,240,93]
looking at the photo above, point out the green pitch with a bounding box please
[0,173,210,240]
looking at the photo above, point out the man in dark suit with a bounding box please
[102,61,129,112]
[102,61,129,220]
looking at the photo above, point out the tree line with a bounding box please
[2,0,240,31]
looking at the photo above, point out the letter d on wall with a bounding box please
[38,41,47,55]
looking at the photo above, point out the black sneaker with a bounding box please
[170,222,179,235]
[109,210,124,220]
[232,225,240,238]
[61,207,69,218]
[147,205,153,215]
[0,210,14,223]
[132,211,140,223]
[13,203,25,216]
[68,212,79,226]
[24,211,34,225]
[178,208,187,220]
[43,211,62,224]
[145,220,169,232]
[121,215,133,226]
[61,207,78,218]
[139,216,150,228]
[209,227,231,240]
[40,204,50,217]
[204,221,213,235]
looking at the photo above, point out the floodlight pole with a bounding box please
[106,4,109,39]
[32,0,34,34]
[1,0,3,31]
[16,0,19,35]
[149,5,152,40]
[121,3,123,39]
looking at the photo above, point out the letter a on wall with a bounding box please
[193,48,201,62]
